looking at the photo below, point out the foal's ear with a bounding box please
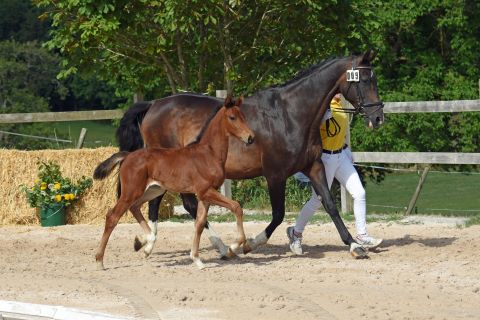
[235,96,244,107]
[361,49,377,64]
[224,95,234,108]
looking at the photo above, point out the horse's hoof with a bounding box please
[222,247,238,260]
[134,236,144,252]
[350,243,369,259]
[143,245,153,258]
[96,261,105,271]
[190,251,206,269]
[243,241,253,254]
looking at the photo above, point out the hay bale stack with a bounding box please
[0,147,176,226]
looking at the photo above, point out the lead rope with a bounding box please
[326,118,341,137]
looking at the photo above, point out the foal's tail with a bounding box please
[93,152,130,180]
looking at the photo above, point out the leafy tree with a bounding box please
[0,40,65,149]
[352,0,480,155]
[35,0,373,98]
[0,0,50,42]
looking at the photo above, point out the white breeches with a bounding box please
[294,147,367,235]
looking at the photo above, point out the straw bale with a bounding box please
[0,147,177,226]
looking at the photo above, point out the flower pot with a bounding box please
[40,203,66,227]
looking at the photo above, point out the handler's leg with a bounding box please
[308,159,367,258]
[335,153,382,248]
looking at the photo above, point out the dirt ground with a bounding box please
[1,220,479,320]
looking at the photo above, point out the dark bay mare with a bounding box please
[94,96,254,270]
[117,50,384,258]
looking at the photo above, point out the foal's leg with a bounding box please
[132,186,166,256]
[95,200,131,270]
[201,188,246,258]
[130,204,156,257]
[181,193,229,257]
[190,200,209,269]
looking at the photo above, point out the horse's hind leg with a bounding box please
[190,201,208,270]
[202,188,246,258]
[96,200,130,270]
[182,193,229,258]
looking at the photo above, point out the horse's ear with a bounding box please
[224,95,234,108]
[361,49,377,64]
[235,96,244,107]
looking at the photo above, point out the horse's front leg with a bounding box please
[244,177,286,253]
[201,189,246,258]
[181,193,229,258]
[308,159,368,259]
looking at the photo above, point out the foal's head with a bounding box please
[223,95,254,145]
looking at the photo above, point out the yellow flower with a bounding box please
[54,195,62,202]
[40,183,47,191]
[69,194,75,200]
[54,183,61,190]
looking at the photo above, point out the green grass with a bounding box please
[164,170,480,225]
[51,120,117,148]
[365,171,480,217]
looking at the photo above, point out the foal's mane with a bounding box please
[186,104,223,146]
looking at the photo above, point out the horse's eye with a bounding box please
[229,116,236,120]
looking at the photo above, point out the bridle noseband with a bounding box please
[341,59,384,118]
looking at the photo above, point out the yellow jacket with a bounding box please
[319,98,348,150]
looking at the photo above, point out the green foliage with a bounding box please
[34,0,364,97]
[21,161,92,208]
[349,0,480,155]
[0,40,65,149]
[0,0,50,42]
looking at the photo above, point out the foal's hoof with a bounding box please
[350,243,369,259]
[134,236,144,252]
[190,252,206,270]
[222,247,238,260]
[243,240,253,254]
[96,261,105,271]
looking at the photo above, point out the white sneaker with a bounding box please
[356,234,383,249]
[286,226,303,255]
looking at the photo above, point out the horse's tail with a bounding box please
[93,152,130,180]
[116,101,152,152]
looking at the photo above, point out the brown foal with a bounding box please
[93,96,254,270]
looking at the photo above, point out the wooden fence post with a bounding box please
[134,92,144,103]
[216,89,232,199]
[405,166,430,215]
[340,97,353,214]
[76,128,87,149]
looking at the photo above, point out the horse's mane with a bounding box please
[269,56,340,89]
[187,104,223,146]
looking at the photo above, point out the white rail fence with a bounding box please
[343,99,480,214]
[1,99,480,211]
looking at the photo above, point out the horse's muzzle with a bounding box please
[246,135,255,145]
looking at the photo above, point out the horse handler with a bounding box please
[287,94,383,255]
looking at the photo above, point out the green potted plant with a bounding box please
[22,161,93,227]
